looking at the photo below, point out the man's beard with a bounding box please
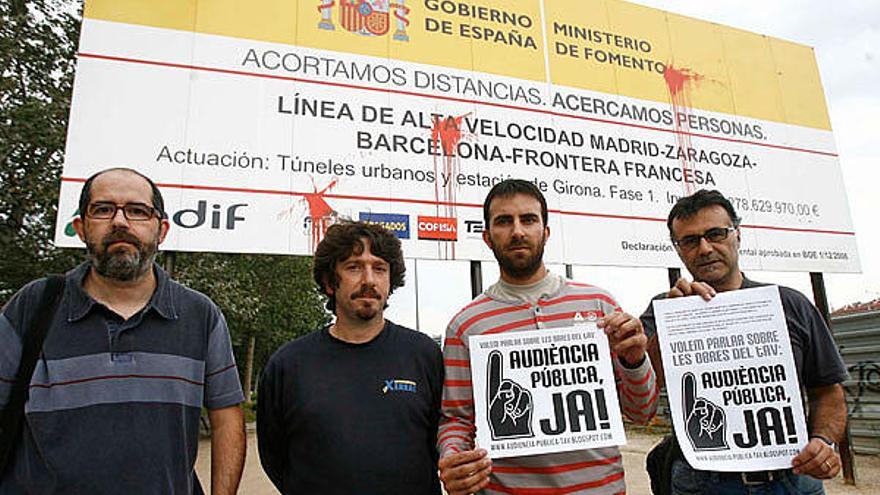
[87,229,158,281]
[491,235,546,281]
[351,284,384,321]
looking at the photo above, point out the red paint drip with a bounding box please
[431,115,465,156]
[302,177,338,252]
[663,65,703,195]
[430,113,471,260]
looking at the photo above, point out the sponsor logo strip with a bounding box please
[359,212,410,239]
[418,216,457,241]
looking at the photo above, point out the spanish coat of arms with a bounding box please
[318,0,410,41]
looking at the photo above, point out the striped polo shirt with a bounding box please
[0,262,244,494]
[439,277,659,495]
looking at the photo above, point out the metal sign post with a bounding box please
[470,260,482,299]
[811,272,856,485]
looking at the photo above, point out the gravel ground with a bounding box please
[196,427,880,494]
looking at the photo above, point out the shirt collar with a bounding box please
[487,271,567,305]
[150,263,177,320]
[739,273,758,289]
[66,261,178,322]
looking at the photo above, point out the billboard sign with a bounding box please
[55,0,859,272]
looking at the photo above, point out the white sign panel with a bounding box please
[55,1,859,272]
[653,286,809,471]
[469,324,626,459]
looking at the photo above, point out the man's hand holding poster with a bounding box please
[469,322,626,459]
[653,286,809,471]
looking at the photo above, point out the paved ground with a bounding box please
[196,428,880,494]
[196,427,276,495]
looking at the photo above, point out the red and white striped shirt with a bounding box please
[439,277,659,495]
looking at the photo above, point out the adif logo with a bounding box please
[64,209,79,237]
[173,201,246,230]
[383,379,417,394]
[64,202,247,237]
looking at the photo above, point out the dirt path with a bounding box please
[196,429,879,494]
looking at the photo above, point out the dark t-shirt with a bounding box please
[257,321,444,495]
[640,276,848,390]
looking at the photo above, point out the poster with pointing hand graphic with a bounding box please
[653,286,808,471]
[469,324,626,458]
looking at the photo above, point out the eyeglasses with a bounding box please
[672,226,737,250]
[86,202,159,221]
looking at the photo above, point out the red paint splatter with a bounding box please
[302,177,338,252]
[431,114,465,156]
[429,113,471,260]
[664,65,702,98]
[663,65,703,195]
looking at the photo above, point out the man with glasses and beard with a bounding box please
[0,168,245,494]
[437,179,658,495]
[639,189,847,494]
[256,221,443,495]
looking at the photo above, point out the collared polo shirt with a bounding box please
[0,262,244,494]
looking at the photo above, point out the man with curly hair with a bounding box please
[256,221,443,494]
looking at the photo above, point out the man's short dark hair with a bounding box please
[483,179,548,227]
[667,189,740,236]
[78,167,167,220]
[312,221,406,313]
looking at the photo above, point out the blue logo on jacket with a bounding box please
[383,379,417,394]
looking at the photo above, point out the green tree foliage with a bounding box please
[174,252,331,393]
[0,1,330,390]
[0,0,82,300]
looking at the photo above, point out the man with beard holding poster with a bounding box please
[437,179,659,495]
[640,189,848,494]
[0,168,245,494]
[257,221,443,494]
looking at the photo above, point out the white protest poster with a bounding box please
[653,285,809,471]
[468,323,626,459]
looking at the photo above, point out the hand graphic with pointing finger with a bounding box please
[487,351,533,440]
[682,372,728,451]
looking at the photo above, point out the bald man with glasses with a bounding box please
[0,168,245,494]
[640,189,848,495]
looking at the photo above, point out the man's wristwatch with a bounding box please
[810,434,836,450]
